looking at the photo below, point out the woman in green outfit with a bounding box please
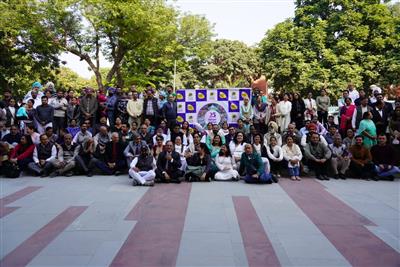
[357,111,377,149]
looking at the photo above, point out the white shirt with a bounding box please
[33,144,57,163]
[266,145,283,161]
[348,89,359,103]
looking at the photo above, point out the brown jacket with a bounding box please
[349,144,372,165]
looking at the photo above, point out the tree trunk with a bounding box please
[66,47,104,90]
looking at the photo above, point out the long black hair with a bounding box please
[218,144,232,157]
[199,143,210,155]
[233,132,245,145]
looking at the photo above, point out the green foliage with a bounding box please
[54,67,97,93]
[0,0,60,96]
[196,39,261,88]
[260,0,399,98]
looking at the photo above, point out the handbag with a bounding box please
[4,162,21,178]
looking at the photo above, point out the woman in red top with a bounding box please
[339,97,356,136]
[9,134,35,170]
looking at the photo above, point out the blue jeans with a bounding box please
[244,172,272,184]
[289,166,300,176]
[375,165,400,177]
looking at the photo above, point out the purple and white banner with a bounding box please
[176,88,251,127]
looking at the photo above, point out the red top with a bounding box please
[10,144,35,161]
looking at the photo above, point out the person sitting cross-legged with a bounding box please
[95,132,126,175]
[239,144,273,184]
[185,143,212,182]
[155,140,183,183]
[349,135,376,180]
[370,134,400,181]
[129,145,156,186]
[304,132,332,180]
[28,134,57,177]
[50,134,80,177]
[214,144,239,181]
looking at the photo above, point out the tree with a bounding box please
[197,39,261,88]
[54,67,96,93]
[259,0,399,97]
[0,0,61,96]
[39,0,177,90]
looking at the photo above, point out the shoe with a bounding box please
[87,171,93,177]
[65,171,73,177]
[276,173,281,178]
[114,171,121,176]
[296,176,301,181]
[333,174,339,179]
[316,175,323,180]
[184,173,192,182]
[323,175,330,181]
[132,179,139,186]
[386,175,395,181]
[271,174,279,183]
[372,176,379,181]
[290,176,296,181]
[40,172,48,178]
[49,171,58,178]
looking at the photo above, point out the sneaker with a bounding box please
[132,179,139,186]
[323,175,330,180]
[65,171,73,177]
[339,173,347,180]
[271,174,279,183]
[87,171,93,177]
[316,175,323,180]
[333,174,339,179]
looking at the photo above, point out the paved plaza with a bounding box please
[0,175,399,267]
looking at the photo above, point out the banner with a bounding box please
[176,88,251,127]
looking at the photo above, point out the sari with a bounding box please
[357,119,377,149]
[340,104,355,133]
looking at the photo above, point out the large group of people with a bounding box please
[0,82,399,185]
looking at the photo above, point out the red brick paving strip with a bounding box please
[0,206,88,267]
[0,186,42,218]
[233,196,281,267]
[280,179,400,267]
[110,183,192,267]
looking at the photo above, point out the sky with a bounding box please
[59,0,295,79]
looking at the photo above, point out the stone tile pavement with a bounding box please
[0,175,399,267]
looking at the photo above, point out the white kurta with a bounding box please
[276,100,292,132]
[229,141,247,160]
[303,98,317,120]
[214,155,239,181]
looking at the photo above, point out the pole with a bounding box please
[173,60,177,93]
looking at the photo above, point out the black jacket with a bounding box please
[156,150,182,172]
[105,141,126,163]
